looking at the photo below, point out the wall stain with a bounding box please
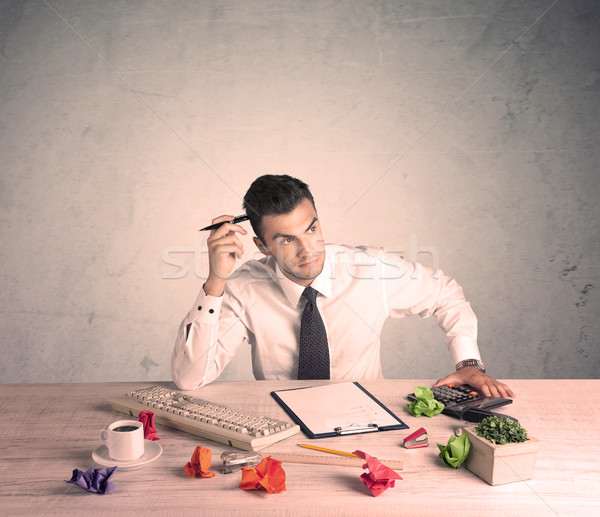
[560,264,578,278]
[140,354,159,373]
[575,284,593,308]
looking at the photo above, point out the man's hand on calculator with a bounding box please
[434,367,516,399]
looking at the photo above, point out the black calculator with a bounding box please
[407,384,513,420]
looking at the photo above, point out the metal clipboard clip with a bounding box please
[334,423,379,435]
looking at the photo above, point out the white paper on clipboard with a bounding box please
[271,382,407,437]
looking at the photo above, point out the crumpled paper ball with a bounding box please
[353,450,402,497]
[184,446,216,478]
[65,466,117,494]
[239,457,286,494]
[406,386,445,417]
[138,410,160,441]
[437,431,471,468]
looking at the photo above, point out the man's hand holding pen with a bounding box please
[204,215,248,297]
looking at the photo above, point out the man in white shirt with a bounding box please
[171,174,514,400]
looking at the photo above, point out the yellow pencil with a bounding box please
[298,443,359,458]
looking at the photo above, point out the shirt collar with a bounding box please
[276,249,332,307]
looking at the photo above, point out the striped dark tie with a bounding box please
[297,286,330,380]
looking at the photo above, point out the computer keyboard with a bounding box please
[407,384,513,419]
[106,386,301,451]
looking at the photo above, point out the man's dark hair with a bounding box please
[242,174,316,242]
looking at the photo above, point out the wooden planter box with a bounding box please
[463,427,541,486]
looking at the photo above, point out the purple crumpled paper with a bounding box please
[65,466,117,494]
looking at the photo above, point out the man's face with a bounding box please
[254,197,325,286]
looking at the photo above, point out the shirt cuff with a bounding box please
[448,336,481,366]
[190,289,223,323]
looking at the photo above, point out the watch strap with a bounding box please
[455,359,486,373]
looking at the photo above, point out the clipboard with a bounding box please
[271,382,409,439]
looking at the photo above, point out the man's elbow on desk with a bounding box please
[172,376,202,392]
[171,359,209,391]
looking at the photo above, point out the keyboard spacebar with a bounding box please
[105,396,300,452]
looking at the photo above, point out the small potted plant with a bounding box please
[463,416,541,485]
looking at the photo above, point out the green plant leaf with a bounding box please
[474,416,528,444]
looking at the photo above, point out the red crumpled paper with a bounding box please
[138,410,160,441]
[184,446,216,478]
[353,450,402,497]
[239,457,286,494]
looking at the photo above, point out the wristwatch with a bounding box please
[455,359,486,373]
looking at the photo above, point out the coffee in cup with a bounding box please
[100,419,144,461]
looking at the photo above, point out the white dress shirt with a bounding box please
[171,244,480,390]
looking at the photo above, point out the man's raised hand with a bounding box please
[203,215,248,296]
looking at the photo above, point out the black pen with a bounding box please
[199,214,249,231]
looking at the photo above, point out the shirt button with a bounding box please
[209,309,214,314]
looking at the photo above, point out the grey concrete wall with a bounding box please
[1,0,598,384]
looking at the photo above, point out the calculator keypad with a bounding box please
[431,385,480,406]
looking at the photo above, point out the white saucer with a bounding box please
[92,440,163,471]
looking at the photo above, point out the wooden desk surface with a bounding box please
[1,379,598,516]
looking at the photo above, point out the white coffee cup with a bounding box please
[100,420,145,461]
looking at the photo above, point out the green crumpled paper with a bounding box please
[437,432,471,468]
[406,386,445,417]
